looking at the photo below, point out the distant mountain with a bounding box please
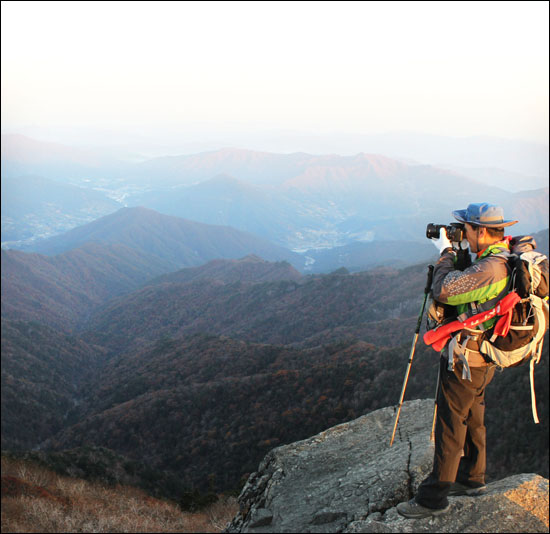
[291,157,543,233]
[534,228,550,257]
[123,150,548,247]
[0,134,129,183]
[500,189,550,236]
[1,243,177,330]
[149,255,302,286]
[2,137,548,252]
[304,240,438,273]
[128,174,314,246]
[22,206,305,270]
[131,148,316,187]
[1,174,122,243]
[130,133,549,184]
[438,165,546,193]
[303,226,549,273]
[7,130,547,178]
[249,130,548,179]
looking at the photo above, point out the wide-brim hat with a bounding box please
[452,202,518,228]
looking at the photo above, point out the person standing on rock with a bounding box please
[397,203,520,519]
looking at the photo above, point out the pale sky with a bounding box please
[1,0,549,145]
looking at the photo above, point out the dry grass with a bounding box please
[1,456,238,533]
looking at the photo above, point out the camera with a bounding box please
[426,222,465,242]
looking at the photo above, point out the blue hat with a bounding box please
[452,202,518,228]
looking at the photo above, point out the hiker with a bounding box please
[397,202,521,519]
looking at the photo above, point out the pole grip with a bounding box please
[425,264,434,294]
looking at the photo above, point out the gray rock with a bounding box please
[248,508,273,528]
[345,473,549,533]
[226,399,435,533]
[225,399,549,533]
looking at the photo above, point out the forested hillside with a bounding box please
[1,243,177,330]
[1,320,105,449]
[46,335,440,495]
[82,264,426,354]
[2,245,548,502]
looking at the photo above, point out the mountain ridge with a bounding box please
[149,255,302,286]
[79,263,427,353]
[21,206,305,269]
[1,242,178,330]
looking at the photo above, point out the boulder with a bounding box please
[225,399,549,533]
[346,473,548,533]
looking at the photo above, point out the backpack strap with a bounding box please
[457,283,511,323]
[530,294,549,357]
[448,335,473,381]
[530,357,539,424]
[530,295,549,423]
[457,252,513,322]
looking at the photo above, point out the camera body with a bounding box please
[426,222,465,242]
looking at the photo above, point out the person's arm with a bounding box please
[432,254,509,306]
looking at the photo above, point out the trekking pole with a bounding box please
[389,264,434,447]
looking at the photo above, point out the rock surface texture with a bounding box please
[225,399,549,533]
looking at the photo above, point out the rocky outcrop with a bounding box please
[225,399,549,533]
[346,473,549,533]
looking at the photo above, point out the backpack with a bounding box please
[424,243,549,422]
[481,250,549,363]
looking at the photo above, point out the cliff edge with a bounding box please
[225,399,549,533]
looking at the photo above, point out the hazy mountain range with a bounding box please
[4,129,548,179]
[1,173,121,242]
[82,148,550,248]
[2,134,548,256]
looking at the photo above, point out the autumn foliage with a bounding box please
[1,454,237,533]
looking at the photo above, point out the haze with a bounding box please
[1,1,549,151]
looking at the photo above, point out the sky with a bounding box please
[1,0,549,147]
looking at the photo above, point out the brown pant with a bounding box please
[415,357,495,509]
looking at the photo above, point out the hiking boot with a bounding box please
[448,482,487,496]
[396,498,450,519]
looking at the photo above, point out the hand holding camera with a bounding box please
[430,227,453,254]
[426,222,471,269]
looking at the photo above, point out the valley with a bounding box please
[2,240,548,500]
[1,135,548,504]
